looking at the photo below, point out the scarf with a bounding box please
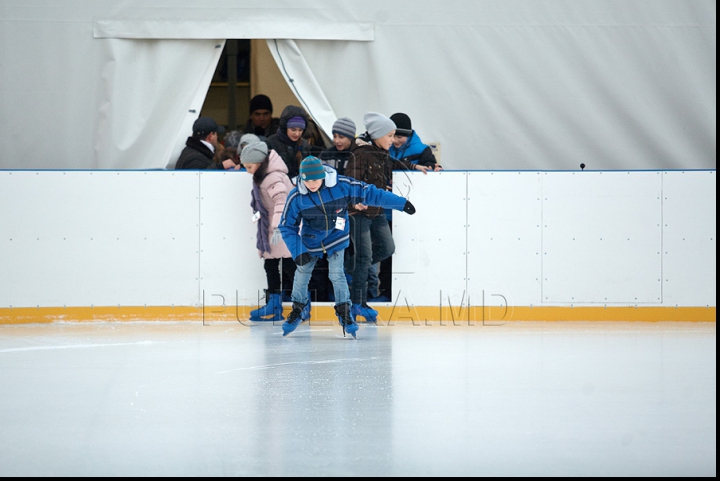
[251,182,271,254]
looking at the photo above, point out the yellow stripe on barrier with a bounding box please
[0,305,714,324]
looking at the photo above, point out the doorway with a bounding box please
[200,39,251,135]
[199,39,318,145]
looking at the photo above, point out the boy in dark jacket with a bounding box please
[320,117,356,175]
[278,156,416,338]
[344,112,428,321]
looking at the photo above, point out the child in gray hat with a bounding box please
[320,117,356,175]
[241,141,296,321]
[343,112,429,322]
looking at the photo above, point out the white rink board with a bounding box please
[0,170,715,309]
[467,172,543,308]
[541,172,663,304]
[199,171,266,307]
[0,171,200,307]
[661,171,716,306]
[392,172,468,309]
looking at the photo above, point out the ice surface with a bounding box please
[0,320,715,476]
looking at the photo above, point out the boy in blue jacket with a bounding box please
[278,156,416,338]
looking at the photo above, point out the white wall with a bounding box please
[392,170,716,310]
[0,170,715,309]
[0,0,715,171]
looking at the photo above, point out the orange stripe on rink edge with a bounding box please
[0,306,203,324]
[0,305,715,324]
[411,306,716,323]
[375,306,715,323]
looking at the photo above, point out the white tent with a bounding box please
[0,0,715,171]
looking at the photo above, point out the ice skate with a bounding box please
[249,291,284,322]
[351,303,377,323]
[301,297,312,322]
[336,303,359,338]
[282,301,307,336]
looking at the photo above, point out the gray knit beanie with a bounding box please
[332,117,356,139]
[240,141,268,164]
[239,133,260,149]
[363,112,396,140]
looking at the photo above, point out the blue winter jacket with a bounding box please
[279,165,408,259]
[388,130,438,168]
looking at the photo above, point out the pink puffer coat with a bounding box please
[256,149,294,259]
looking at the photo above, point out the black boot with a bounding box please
[335,303,358,338]
[282,301,306,337]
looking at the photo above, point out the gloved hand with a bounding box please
[403,200,416,215]
[294,252,313,266]
[270,229,283,246]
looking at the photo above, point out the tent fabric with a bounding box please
[275,19,716,170]
[97,39,225,170]
[93,19,374,41]
[266,39,339,144]
[0,0,715,171]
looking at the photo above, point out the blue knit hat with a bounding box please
[287,116,306,130]
[299,156,325,181]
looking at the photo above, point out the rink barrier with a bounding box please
[0,170,715,324]
[0,305,714,324]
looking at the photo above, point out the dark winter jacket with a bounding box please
[279,165,408,260]
[388,130,438,169]
[319,145,354,175]
[345,134,414,218]
[174,137,223,170]
[265,105,311,179]
[243,117,281,141]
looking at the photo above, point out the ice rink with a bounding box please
[0,319,715,476]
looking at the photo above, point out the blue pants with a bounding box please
[291,250,350,306]
[349,214,395,304]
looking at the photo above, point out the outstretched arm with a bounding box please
[346,179,415,214]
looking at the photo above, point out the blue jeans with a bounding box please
[291,250,350,306]
[349,214,395,304]
[367,263,380,298]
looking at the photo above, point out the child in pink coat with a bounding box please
[242,141,296,321]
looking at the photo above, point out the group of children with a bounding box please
[197,100,442,338]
